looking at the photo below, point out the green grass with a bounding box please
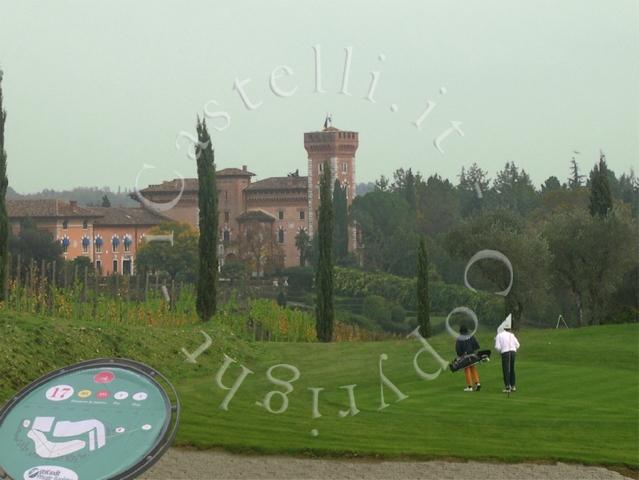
[1,312,638,469]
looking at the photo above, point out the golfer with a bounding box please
[456,325,481,392]
[494,319,520,393]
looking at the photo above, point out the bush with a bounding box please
[283,266,314,292]
[362,295,391,324]
[390,304,406,323]
[277,291,287,307]
[337,311,379,332]
[221,261,248,282]
[334,267,503,327]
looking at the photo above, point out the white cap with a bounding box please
[497,313,512,333]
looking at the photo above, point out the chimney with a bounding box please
[242,165,247,172]
[69,200,77,212]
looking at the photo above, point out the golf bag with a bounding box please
[449,349,491,372]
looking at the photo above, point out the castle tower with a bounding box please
[304,120,358,248]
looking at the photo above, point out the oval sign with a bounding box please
[0,359,180,480]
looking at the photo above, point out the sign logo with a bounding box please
[23,466,78,480]
[93,371,115,384]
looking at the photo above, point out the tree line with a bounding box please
[348,156,638,328]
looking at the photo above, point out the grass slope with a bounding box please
[1,312,638,468]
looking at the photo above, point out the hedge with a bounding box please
[334,267,503,327]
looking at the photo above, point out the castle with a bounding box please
[134,122,359,269]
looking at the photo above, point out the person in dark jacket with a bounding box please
[455,325,481,391]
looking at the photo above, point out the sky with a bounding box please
[0,0,637,193]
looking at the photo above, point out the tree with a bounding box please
[332,179,348,262]
[457,163,490,217]
[195,118,218,321]
[541,176,562,194]
[416,174,460,236]
[589,152,613,217]
[543,205,637,325]
[568,157,585,190]
[491,162,540,216]
[136,222,198,281]
[294,229,311,267]
[417,237,431,337]
[351,190,418,276]
[392,168,418,210]
[374,175,390,192]
[0,70,8,301]
[446,209,551,329]
[618,169,639,217]
[9,218,63,271]
[315,161,334,342]
[237,220,275,277]
[101,194,111,207]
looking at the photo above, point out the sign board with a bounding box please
[0,359,179,480]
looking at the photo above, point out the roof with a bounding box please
[217,167,255,177]
[7,199,100,219]
[135,168,256,195]
[236,209,276,223]
[135,178,199,194]
[89,207,171,226]
[245,176,308,192]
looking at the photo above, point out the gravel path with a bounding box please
[140,448,632,480]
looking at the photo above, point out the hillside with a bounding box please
[1,313,637,469]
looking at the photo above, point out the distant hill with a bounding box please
[7,185,138,207]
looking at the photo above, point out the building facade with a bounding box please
[7,199,169,275]
[134,123,359,269]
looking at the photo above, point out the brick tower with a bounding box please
[304,119,358,249]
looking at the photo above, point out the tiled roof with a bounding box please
[89,207,171,226]
[237,209,276,223]
[136,178,199,194]
[245,176,308,192]
[218,167,255,177]
[7,199,100,218]
[136,168,256,195]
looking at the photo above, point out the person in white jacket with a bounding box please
[494,315,520,393]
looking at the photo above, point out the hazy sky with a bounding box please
[0,1,637,193]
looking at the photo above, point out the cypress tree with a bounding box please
[0,70,8,302]
[332,179,348,262]
[589,152,613,217]
[315,161,334,342]
[417,236,431,337]
[195,118,218,321]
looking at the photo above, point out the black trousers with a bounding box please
[501,351,516,388]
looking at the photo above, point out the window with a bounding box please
[61,237,70,253]
[223,230,230,246]
[278,210,284,220]
[123,235,132,252]
[224,191,228,201]
[299,210,305,220]
[95,260,102,274]
[113,259,118,274]
[95,236,103,253]
[62,220,68,230]
[112,236,120,252]
[81,236,90,253]
[82,219,88,229]
[319,163,323,172]
[342,163,348,173]
[224,211,230,222]
[278,228,285,244]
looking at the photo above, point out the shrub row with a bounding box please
[333,267,504,327]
